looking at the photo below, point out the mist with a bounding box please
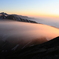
[30,17,59,28]
[0,20,59,48]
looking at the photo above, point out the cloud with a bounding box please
[29,17,59,28]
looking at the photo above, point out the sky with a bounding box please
[0,0,59,18]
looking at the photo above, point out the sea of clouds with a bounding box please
[29,17,59,28]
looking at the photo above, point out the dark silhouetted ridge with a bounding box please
[1,36,59,59]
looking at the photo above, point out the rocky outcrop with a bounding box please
[0,12,8,19]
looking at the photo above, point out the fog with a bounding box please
[0,20,59,49]
[30,17,59,28]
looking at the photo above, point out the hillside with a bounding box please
[1,36,59,59]
[0,12,37,23]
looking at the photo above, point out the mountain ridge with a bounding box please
[0,12,37,23]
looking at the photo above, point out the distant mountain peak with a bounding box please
[0,12,37,23]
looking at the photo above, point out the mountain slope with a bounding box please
[1,36,59,59]
[0,12,37,23]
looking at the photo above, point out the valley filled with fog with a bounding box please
[0,20,59,49]
[0,12,59,49]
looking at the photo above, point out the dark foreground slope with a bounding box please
[1,37,59,59]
